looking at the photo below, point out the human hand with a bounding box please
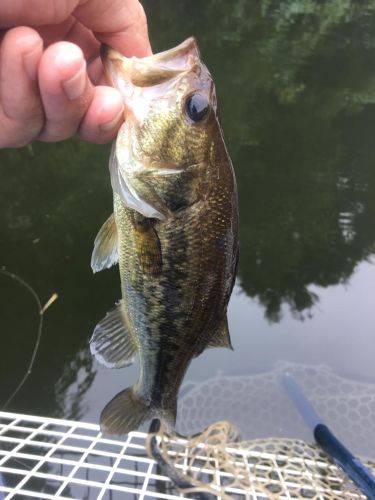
[0,0,151,148]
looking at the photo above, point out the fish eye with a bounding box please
[185,93,210,122]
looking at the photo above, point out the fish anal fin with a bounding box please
[131,213,162,275]
[90,301,136,368]
[91,213,118,273]
[207,316,233,350]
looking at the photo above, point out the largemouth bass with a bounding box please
[91,38,239,435]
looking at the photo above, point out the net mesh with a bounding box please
[147,420,375,499]
[176,362,375,459]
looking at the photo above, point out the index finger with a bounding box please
[74,0,152,57]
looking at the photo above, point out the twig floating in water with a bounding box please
[0,267,58,409]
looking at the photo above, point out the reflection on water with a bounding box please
[1,0,375,450]
[55,349,95,421]
[142,0,375,320]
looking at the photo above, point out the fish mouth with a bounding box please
[100,38,200,88]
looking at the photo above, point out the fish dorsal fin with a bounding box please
[207,316,233,350]
[91,213,118,273]
[90,301,137,368]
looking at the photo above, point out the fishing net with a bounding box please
[176,362,375,459]
[147,419,375,499]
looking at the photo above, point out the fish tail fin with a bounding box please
[100,387,151,436]
[100,387,177,436]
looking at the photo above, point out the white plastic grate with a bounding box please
[0,411,371,499]
[0,411,184,499]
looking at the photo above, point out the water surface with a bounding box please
[1,0,375,459]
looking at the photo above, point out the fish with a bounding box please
[90,37,239,435]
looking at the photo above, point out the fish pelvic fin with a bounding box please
[90,301,137,368]
[91,213,118,273]
[100,388,177,436]
[131,212,163,275]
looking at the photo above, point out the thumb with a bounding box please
[74,0,152,57]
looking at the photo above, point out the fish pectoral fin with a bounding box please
[90,301,137,368]
[91,213,118,273]
[131,213,162,275]
[207,316,233,350]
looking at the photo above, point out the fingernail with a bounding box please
[62,62,87,100]
[99,107,124,132]
[23,39,43,81]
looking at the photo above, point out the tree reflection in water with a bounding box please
[144,0,375,320]
[0,0,375,419]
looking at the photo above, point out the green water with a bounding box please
[1,0,375,456]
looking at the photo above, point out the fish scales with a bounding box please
[90,37,239,435]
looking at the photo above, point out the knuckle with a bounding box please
[37,118,79,143]
[36,91,93,142]
[0,1,75,27]
[0,131,29,148]
[4,105,45,125]
[49,0,76,24]
[0,114,44,148]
